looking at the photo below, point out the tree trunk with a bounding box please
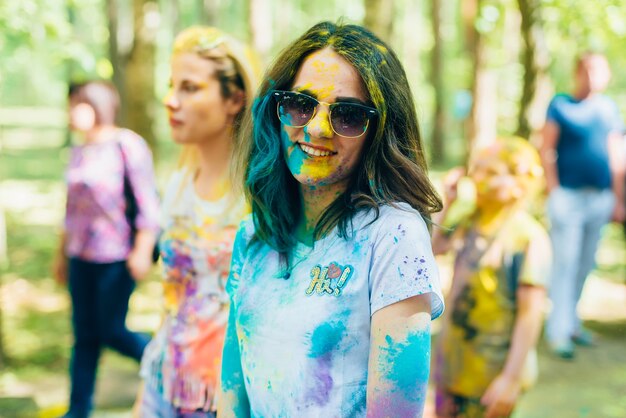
[516,0,550,142]
[363,0,394,42]
[463,0,497,155]
[106,0,127,124]
[169,0,180,34]
[122,0,158,148]
[0,208,6,367]
[430,0,445,164]
[201,0,219,25]
[249,0,272,64]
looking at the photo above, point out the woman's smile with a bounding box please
[297,142,337,158]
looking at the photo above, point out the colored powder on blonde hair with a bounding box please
[168,26,259,205]
[170,26,259,168]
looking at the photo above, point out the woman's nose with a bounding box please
[163,89,180,110]
[304,106,333,139]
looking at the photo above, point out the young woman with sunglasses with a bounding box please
[136,27,257,417]
[219,22,444,417]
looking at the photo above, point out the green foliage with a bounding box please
[1,0,625,153]
[542,0,626,105]
[0,0,110,106]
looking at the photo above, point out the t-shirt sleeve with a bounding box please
[369,208,444,319]
[545,95,561,124]
[518,224,552,288]
[225,217,253,305]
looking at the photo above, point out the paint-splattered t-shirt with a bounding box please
[140,168,247,410]
[227,203,444,417]
[435,210,551,399]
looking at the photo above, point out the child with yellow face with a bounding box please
[469,138,544,211]
[433,137,551,418]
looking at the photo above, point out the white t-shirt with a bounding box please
[141,168,247,410]
[227,203,444,417]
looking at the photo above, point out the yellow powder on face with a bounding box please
[299,159,335,182]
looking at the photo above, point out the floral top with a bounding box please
[64,129,160,263]
[140,168,248,410]
[435,210,551,399]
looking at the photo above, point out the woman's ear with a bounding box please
[226,89,246,117]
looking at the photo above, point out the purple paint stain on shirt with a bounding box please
[306,319,347,406]
[307,352,334,406]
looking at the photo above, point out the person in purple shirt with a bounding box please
[52,80,160,418]
[540,52,625,359]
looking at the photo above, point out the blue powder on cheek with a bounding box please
[281,128,306,176]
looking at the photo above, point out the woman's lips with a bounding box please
[298,142,336,157]
[169,117,183,127]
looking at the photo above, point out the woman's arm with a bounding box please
[52,231,68,284]
[127,229,157,280]
[366,294,432,418]
[218,306,250,418]
[480,285,546,418]
[607,132,625,222]
[121,134,160,279]
[540,121,560,193]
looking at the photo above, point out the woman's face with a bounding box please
[575,55,611,95]
[68,98,96,132]
[281,48,370,188]
[164,52,243,145]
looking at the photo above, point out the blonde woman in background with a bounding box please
[137,27,257,417]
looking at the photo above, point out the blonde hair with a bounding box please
[172,26,259,172]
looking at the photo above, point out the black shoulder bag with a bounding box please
[118,140,160,263]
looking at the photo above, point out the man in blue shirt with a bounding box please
[541,52,625,359]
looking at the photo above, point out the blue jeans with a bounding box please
[141,384,216,418]
[66,258,150,418]
[545,187,614,343]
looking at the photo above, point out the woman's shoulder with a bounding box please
[355,202,429,236]
[235,215,256,242]
[117,128,152,156]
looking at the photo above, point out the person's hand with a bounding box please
[127,248,153,280]
[480,373,522,418]
[612,200,626,223]
[52,254,68,285]
[442,167,465,204]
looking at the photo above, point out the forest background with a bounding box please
[1,0,626,417]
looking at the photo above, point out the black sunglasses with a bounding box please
[272,90,378,138]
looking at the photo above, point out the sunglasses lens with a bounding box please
[277,93,316,127]
[331,104,369,137]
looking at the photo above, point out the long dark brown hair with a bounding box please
[238,21,442,258]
